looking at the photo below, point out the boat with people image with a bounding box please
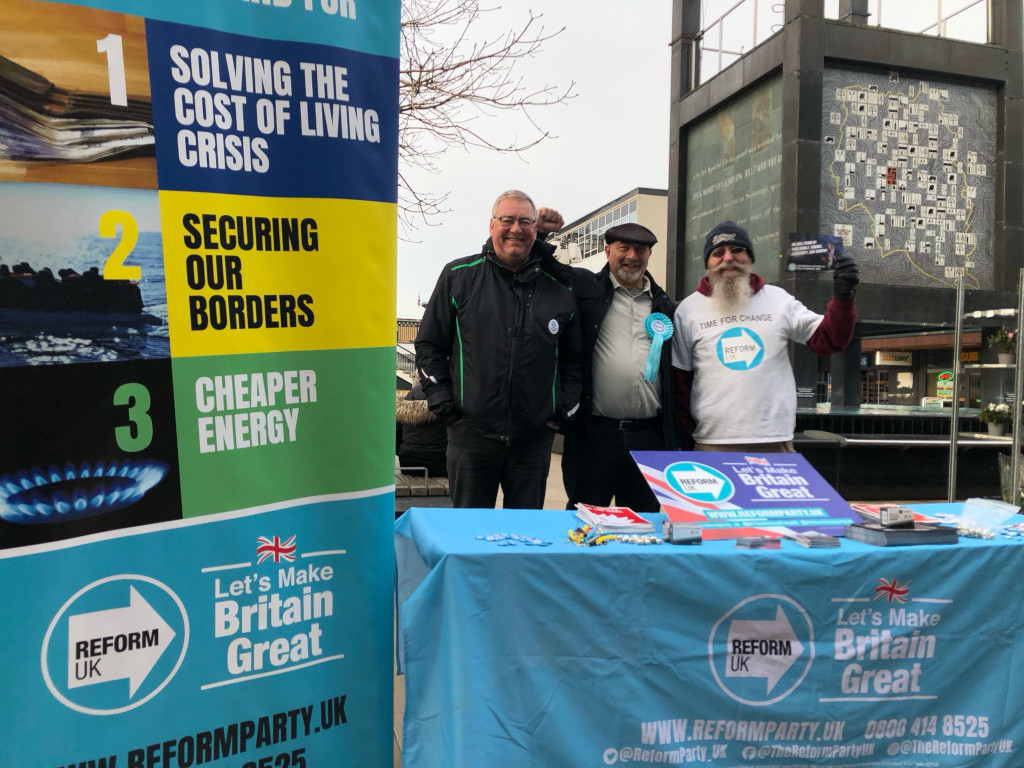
[0,260,146,315]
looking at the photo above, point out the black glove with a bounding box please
[432,402,463,426]
[833,256,860,300]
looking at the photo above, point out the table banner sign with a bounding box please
[396,506,1024,768]
[0,0,397,765]
[632,451,863,538]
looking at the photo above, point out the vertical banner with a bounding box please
[0,0,397,765]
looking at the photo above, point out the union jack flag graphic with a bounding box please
[257,535,297,564]
[874,577,910,603]
[745,456,770,465]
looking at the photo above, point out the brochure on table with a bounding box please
[631,451,863,539]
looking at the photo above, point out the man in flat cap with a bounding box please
[672,220,859,452]
[416,190,582,509]
[561,222,678,512]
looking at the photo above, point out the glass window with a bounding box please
[628,199,637,214]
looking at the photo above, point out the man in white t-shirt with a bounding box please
[671,221,859,452]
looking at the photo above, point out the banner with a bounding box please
[632,451,862,538]
[0,0,397,765]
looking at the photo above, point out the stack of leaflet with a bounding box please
[0,53,154,163]
[574,503,654,534]
[735,536,781,550]
[792,531,840,548]
[845,522,958,546]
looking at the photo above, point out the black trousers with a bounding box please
[447,423,556,509]
[562,417,665,512]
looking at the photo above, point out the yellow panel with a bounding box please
[160,190,396,357]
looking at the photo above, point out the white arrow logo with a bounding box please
[722,330,762,368]
[725,605,805,694]
[67,586,176,698]
[671,466,728,500]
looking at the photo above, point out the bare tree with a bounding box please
[400,0,575,235]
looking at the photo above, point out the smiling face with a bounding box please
[706,244,753,308]
[705,244,752,277]
[605,240,651,289]
[489,197,538,268]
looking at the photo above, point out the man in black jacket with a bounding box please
[415,190,582,509]
[562,223,677,512]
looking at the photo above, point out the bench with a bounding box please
[395,466,451,515]
[395,469,450,497]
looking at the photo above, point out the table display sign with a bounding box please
[0,0,397,764]
[632,451,863,538]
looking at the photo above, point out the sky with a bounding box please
[394,0,988,317]
[396,0,673,317]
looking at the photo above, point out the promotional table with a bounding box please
[395,506,1024,768]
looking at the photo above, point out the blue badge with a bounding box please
[717,327,764,370]
[644,313,674,382]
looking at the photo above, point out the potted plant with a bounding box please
[988,328,1016,363]
[979,402,1012,436]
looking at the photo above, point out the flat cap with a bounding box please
[604,222,657,246]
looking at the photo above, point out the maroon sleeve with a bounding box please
[806,296,857,355]
[673,367,696,450]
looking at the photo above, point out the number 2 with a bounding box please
[100,210,141,281]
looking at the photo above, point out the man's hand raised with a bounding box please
[536,207,564,234]
[833,256,860,300]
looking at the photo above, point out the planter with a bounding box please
[998,352,1015,365]
[987,422,1007,437]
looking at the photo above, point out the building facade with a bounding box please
[550,188,669,285]
[668,0,1024,410]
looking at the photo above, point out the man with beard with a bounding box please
[416,190,582,508]
[672,221,859,452]
[561,223,678,512]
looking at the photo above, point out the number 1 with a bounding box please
[96,33,128,107]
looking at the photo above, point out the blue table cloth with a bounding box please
[395,505,1024,767]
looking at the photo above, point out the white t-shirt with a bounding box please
[672,285,823,444]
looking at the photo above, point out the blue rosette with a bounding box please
[644,312,674,382]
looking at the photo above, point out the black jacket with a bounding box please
[396,386,448,476]
[415,237,582,443]
[569,264,679,448]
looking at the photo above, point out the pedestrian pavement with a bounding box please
[495,450,569,510]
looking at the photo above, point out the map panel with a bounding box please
[820,66,996,290]
[685,76,782,293]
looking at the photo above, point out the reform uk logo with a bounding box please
[709,594,815,706]
[664,461,734,503]
[41,574,189,715]
[717,327,764,370]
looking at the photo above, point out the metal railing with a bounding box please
[697,0,990,85]
[397,345,416,374]
[397,318,419,343]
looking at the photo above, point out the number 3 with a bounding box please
[114,383,154,452]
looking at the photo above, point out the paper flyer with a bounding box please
[787,232,845,271]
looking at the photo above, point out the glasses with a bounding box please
[492,216,537,229]
[708,245,747,259]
